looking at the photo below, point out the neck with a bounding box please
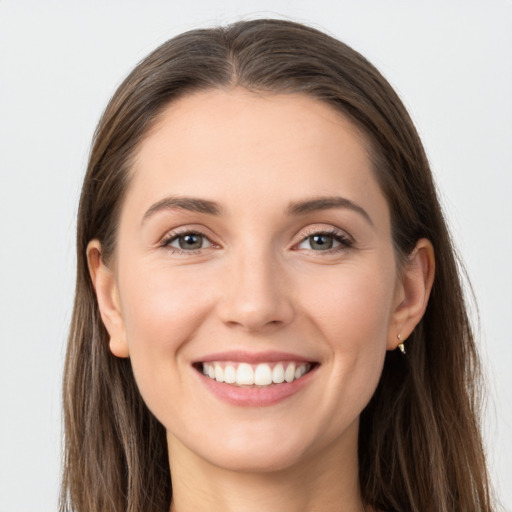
[167,422,366,512]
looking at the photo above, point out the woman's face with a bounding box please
[96,89,407,473]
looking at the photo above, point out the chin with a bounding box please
[166,420,311,474]
[205,442,307,474]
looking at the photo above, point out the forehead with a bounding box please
[139,88,371,164]
[125,88,388,224]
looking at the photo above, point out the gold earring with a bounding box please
[397,334,406,354]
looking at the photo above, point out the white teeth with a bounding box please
[295,365,307,379]
[272,363,285,383]
[284,363,296,383]
[254,364,272,386]
[236,363,254,385]
[214,365,224,383]
[202,361,311,387]
[223,364,236,383]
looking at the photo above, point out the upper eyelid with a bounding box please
[167,231,212,244]
[160,226,216,244]
[160,230,217,254]
[295,233,352,249]
[296,225,353,242]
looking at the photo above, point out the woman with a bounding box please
[61,19,493,512]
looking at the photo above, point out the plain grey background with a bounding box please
[0,1,511,511]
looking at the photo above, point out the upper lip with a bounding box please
[195,350,316,364]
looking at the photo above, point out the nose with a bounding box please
[217,248,295,333]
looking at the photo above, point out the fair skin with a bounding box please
[88,89,434,512]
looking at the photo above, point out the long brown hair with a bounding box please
[61,19,492,512]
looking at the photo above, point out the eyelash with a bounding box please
[160,229,214,254]
[160,228,354,255]
[296,228,354,253]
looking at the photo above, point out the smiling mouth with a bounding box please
[195,361,316,387]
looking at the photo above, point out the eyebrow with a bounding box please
[286,196,374,226]
[142,194,373,226]
[142,196,222,224]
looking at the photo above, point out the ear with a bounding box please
[387,238,435,350]
[87,240,130,358]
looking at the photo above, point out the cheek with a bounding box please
[120,261,211,341]
[299,260,394,404]
[117,266,212,397]
[302,261,395,346]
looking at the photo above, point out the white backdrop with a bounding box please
[0,1,511,511]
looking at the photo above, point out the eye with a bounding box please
[162,231,214,252]
[296,230,353,252]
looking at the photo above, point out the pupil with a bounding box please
[311,235,333,250]
[179,234,202,249]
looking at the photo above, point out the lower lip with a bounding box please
[195,366,317,407]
